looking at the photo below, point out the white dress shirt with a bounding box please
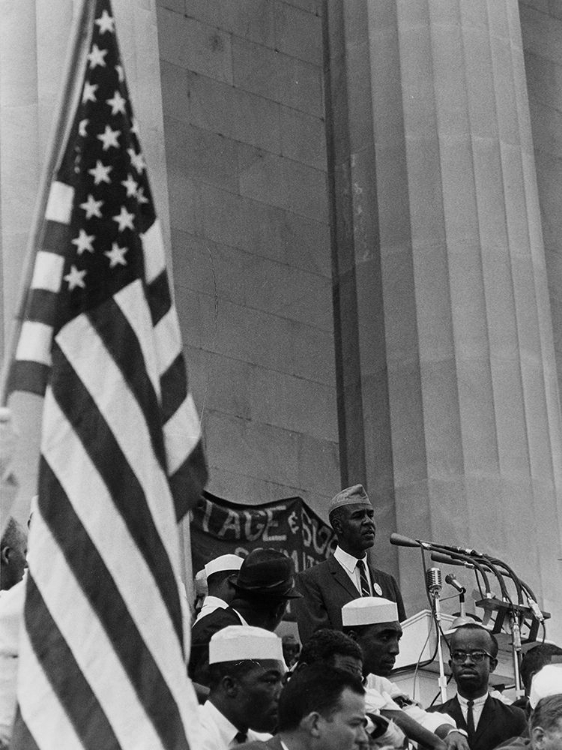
[0,578,25,746]
[457,692,488,729]
[194,595,230,624]
[334,546,373,595]
[199,700,266,750]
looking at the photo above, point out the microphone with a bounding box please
[431,551,475,569]
[445,573,466,594]
[426,567,442,595]
[441,544,483,558]
[390,533,430,549]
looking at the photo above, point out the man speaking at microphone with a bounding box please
[293,485,406,645]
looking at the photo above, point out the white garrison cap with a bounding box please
[204,554,243,578]
[342,597,398,627]
[209,625,284,664]
[530,664,562,708]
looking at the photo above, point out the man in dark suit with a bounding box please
[239,664,368,750]
[190,548,301,686]
[429,624,526,750]
[293,485,405,644]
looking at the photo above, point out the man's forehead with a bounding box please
[451,628,491,648]
[248,659,285,674]
[343,504,374,517]
[365,621,402,636]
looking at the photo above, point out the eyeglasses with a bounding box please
[450,650,493,664]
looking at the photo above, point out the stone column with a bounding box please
[327,0,562,636]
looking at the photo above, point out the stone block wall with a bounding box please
[156,0,339,515]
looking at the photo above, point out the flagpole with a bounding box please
[0,0,95,406]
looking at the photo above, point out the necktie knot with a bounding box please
[234,731,248,744]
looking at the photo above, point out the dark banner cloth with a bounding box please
[191,491,336,577]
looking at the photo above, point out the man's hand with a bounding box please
[442,730,470,750]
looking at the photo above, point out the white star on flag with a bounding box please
[105,242,128,268]
[97,125,120,150]
[95,9,115,33]
[80,194,104,219]
[127,148,145,172]
[116,64,124,82]
[79,119,89,137]
[63,265,87,290]
[121,174,138,197]
[82,82,98,104]
[112,206,134,231]
[71,229,95,255]
[88,160,113,184]
[107,90,126,116]
[88,44,108,69]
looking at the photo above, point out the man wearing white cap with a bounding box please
[342,597,469,750]
[294,485,405,645]
[195,554,244,624]
[199,625,285,750]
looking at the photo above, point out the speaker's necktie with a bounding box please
[234,731,248,745]
[356,559,371,597]
[466,700,476,737]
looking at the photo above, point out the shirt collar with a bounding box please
[202,700,241,746]
[334,545,367,573]
[457,693,488,707]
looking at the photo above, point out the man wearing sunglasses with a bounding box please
[429,623,526,750]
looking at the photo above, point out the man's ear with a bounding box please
[0,545,10,565]
[346,629,359,642]
[489,657,498,674]
[531,726,546,749]
[301,712,322,738]
[222,675,238,697]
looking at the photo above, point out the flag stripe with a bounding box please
[147,270,172,326]
[41,389,189,683]
[45,181,73,224]
[154,308,183,379]
[31,252,65,292]
[164,392,202,475]
[42,219,72,254]
[16,322,53,365]
[38,461,190,750]
[26,289,59,326]
[8,360,49,396]
[160,353,187,423]
[169,439,207,519]
[88,289,166,469]
[142,219,166,284]
[49,337,183,644]
[23,573,121,750]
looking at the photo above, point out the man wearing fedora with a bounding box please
[294,484,405,644]
[190,548,301,686]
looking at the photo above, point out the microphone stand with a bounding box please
[427,571,448,704]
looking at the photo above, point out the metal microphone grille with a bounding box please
[426,567,442,593]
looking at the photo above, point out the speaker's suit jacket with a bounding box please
[293,555,406,644]
[238,735,284,750]
[428,695,527,750]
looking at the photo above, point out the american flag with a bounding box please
[9,0,207,746]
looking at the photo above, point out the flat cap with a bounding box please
[209,625,284,664]
[204,554,243,578]
[342,597,398,627]
[329,485,371,516]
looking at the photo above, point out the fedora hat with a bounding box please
[232,548,301,599]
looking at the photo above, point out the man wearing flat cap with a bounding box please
[293,484,405,644]
[190,548,301,686]
[199,625,285,750]
[343,597,470,750]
